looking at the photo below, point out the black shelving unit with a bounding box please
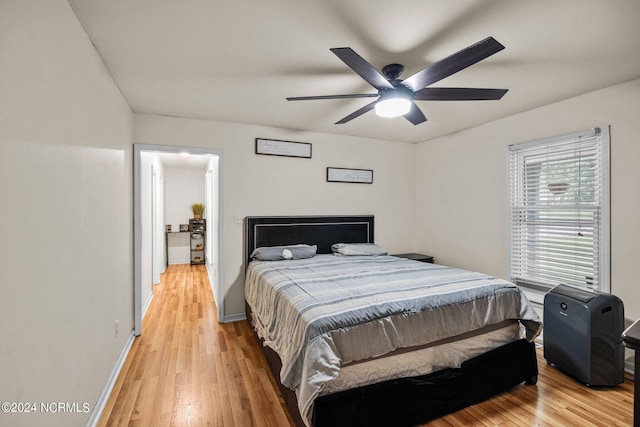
[189,218,205,265]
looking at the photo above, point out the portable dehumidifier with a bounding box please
[543,284,624,386]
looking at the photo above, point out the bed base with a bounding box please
[314,339,537,427]
[246,303,538,427]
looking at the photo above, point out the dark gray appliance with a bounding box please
[544,284,624,386]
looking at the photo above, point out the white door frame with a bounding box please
[151,164,161,285]
[134,143,224,335]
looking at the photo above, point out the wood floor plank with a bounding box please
[99,264,634,426]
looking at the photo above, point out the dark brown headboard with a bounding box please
[244,215,374,265]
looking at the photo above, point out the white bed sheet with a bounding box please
[320,320,522,396]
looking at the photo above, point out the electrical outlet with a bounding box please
[234,215,244,224]
[115,320,119,336]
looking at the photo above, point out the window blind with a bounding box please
[508,127,610,292]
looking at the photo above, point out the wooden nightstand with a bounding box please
[392,253,434,263]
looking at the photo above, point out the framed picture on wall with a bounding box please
[255,138,312,158]
[326,167,373,184]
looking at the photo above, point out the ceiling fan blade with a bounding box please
[413,87,508,101]
[335,100,378,124]
[330,47,394,90]
[287,93,378,101]
[402,37,505,91]
[403,103,427,125]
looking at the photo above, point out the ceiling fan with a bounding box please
[286,36,508,125]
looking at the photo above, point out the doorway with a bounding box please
[134,144,223,335]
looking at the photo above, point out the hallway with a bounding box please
[98,264,293,426]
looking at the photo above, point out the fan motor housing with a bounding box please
[381,63,404,80]
[378,84,413,100]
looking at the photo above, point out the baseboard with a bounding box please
[85,331,136,427]
[142,292,153,321]
[205,263,220,315]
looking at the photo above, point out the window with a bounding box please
[508,127,610,293]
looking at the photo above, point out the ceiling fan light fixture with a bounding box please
[375,97,411,118]
[289,38,507,125]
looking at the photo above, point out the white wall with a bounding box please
[134,114,417,319]
[0,0,134,426]
[415,78,640,321]
[165,168,206,230]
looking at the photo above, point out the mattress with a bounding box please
[320,319,523,396]
[245,254,542,425]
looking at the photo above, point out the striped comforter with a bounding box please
[245,254,542,425]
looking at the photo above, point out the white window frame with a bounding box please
[507,127,610,293]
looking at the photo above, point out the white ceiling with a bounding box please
[68,0,640,143]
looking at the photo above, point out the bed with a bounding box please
[244,215,541,427]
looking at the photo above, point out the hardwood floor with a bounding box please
[99,264,293,427]
[99,264,634,426]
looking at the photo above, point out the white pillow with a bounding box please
[250,244,317,261]
[331,243,387,256]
